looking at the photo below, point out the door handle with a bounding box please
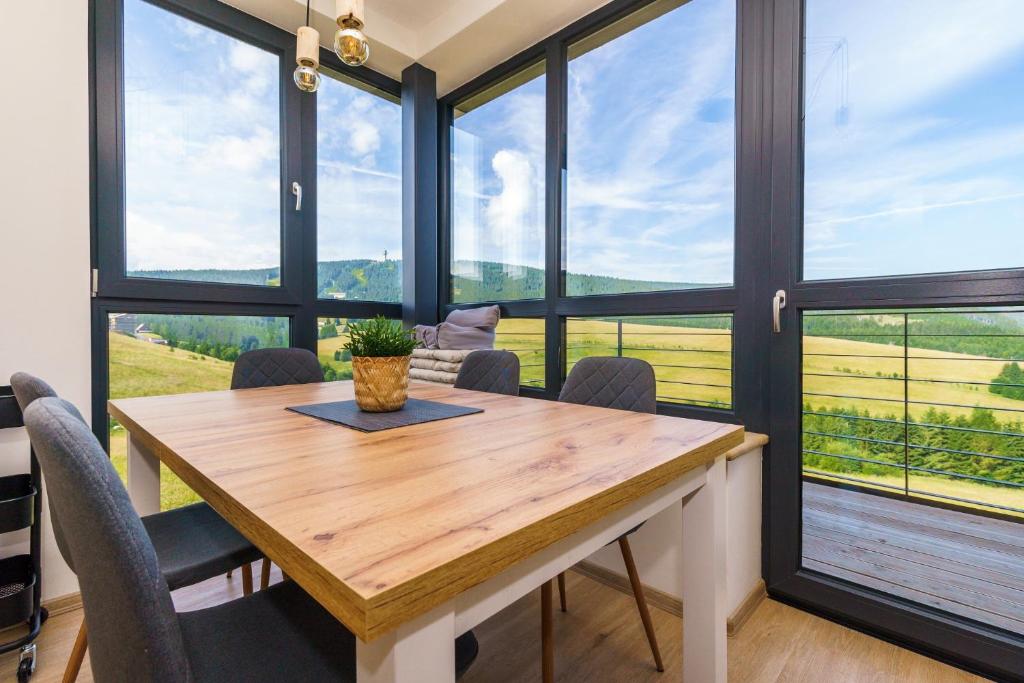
[772,289,787,334]
[291,181,303,211]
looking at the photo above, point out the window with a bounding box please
[317,72,402,302]
[566,314,733,408]
[803,1,1024,281]
[494,318,546,389]
[123,0,282,286]
[802,308,1024,517]
[564,0,736,295]
[451,65,546,303]
[107,313,289,510]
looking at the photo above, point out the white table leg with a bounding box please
[126,432,160,516]
[357,604,456,683]
[681,455,727,682]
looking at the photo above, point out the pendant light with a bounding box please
[334,0,370,67]
[293,0,321,93]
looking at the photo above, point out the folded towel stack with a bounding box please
[409,348,476,385]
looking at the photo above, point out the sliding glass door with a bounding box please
[766,0,1024,677]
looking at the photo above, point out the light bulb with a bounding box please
[334,26,370,66]
[293,63,321,93]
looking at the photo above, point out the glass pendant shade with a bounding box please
[334,26,369,66]
[293,64,321,92]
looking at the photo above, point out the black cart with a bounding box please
[0,386,48,682]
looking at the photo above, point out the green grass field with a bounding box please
[109,315,1024,517]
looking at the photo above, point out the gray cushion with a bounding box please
[445,305,500,329]
[437,322,496,351]
[558,357,657,414]
[24,398,192,682]
[231,348,324,389]
[179,580,479,682]
[143,503,262,591]
[454,351,520,396]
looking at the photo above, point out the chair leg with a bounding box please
[619,537,664,672]
[541,580,554,683]
[260,557,271,590]
[241,562,253,596]
[62,620,88,683]
[557,572,567,612]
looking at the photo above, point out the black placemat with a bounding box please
[286,398,483,432]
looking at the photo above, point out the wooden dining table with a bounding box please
[108,380,743,682]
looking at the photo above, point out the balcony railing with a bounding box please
[802,309,1024,520]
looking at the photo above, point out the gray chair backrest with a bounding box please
[10,373,78,573]
[231,348,324,389]
[454,350,521,396]
[24,398,191,682]
[558,357,657,414]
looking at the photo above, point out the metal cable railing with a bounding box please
[802,309,1024,518]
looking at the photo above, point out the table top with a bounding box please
[109,381,743,641]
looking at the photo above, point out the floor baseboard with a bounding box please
[571,562,766,637]
[42,592,82,618]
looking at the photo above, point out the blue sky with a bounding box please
[125,0,1024,287]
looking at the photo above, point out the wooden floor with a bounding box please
[804,482,1024,636]
[0,566,986,682]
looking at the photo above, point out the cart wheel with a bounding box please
[17,643,36,682]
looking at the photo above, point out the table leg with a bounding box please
[681,455,727,682]
[356,604,456,683]
[126,433,160,516]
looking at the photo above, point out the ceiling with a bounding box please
[219,0,613,95]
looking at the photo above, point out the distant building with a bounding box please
[109,313,138,334]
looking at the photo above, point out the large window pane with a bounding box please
[802,308,1024,517]
[565,0,736,296]
[451,65,546,303]
[123,0,282,286]
[108,313,289,510]
[566,314,733,408]
[804,1,1024,281]
[318,73,402,302]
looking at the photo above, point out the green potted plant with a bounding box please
[345,316,416,412]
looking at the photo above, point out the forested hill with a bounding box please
[130,259,719,301]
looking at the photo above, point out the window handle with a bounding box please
[291,181,303,211]
[772,289,787,334]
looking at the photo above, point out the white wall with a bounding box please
[586,448,763,617]
[0,0,91,600]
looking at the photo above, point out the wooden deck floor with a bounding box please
[803,482,1024,635]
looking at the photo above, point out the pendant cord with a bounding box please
[305,0,310,26]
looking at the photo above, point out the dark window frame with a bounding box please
[91,0,403,450]
[763,0,1024,678]
[437,0,763,425]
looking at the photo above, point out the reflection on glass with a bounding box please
[107,314,289,510]
[123,0,282,286]
[317,73,402,302]
[804,1,1024,280]
[566,314,733,408]
[451,67,546,303]
[565,0,736,295]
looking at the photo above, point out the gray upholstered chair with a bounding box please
[10,372,263,683]
[230,348,324,390]
[231,348,324,588]
[544,357,663,679]
[23,397,479,682]
[454,350,521,396]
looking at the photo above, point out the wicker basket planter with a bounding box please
[352,355,411,412]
